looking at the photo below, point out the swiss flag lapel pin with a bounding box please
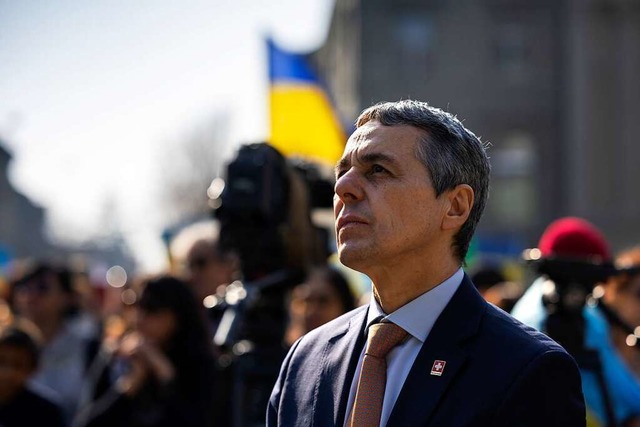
[430,360,446,376]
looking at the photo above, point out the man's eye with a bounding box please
[371,164,386,174]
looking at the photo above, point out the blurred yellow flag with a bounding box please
[268,39,345,166]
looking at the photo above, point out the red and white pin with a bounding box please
[430,360,446,376]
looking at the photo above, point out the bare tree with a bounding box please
[158,111,230,225]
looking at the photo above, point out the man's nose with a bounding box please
[334,169,364,203]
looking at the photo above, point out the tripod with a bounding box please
[213,269,304,427]
[542,276,616,427]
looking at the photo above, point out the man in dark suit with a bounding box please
[267,100,586,426]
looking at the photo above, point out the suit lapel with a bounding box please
[313,306,368,426]
[387,275,486,426]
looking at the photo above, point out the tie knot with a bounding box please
[365,322,408,358]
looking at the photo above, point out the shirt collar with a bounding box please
[366,267,464,342]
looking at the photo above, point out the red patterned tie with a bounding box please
[350,322,408,427]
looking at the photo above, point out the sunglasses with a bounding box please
[15,280,54,295]
[187,257,210,271]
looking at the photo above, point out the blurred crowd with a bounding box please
[1,152,639,427]
[0,235,357,427]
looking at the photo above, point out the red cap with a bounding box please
[538,217,610,261]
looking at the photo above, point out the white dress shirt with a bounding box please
[344,267,464,427]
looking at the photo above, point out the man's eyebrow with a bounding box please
[358,151,396,166]
[335,151,397,176]
[335,157,350,176]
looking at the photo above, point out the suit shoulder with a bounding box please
[299,305,367,344]
[481,303,570,360]
[286,305,367,360]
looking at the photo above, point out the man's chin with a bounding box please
[337,246,370,271]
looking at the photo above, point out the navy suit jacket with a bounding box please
[267,274,586,426]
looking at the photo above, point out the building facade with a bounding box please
[0,143,50,263]
[315,0,640,256]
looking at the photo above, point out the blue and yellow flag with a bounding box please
[268,39,345,166]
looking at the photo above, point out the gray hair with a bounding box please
[356,100,490,262]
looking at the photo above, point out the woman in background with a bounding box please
[74,275,216,427]
[285,265,355,347]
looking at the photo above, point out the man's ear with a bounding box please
[442,184,474,231]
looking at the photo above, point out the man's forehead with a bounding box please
[342,121,423,157]
[345,120,385,148]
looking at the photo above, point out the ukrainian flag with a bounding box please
[268,39,345,166]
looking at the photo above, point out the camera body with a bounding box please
[215,143,291,281]
[211,143,331,426]
[526,256,615,353]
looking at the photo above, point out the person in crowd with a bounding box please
[586,247,640,427]
[186,238,240,304]
[73,275,216,427]
[470,265,523,312]
[511,217,640,426]
[599,246,640,379]
[267,99,585,426]
[185,237,239,335]
[9,261,101,421]
[285,265,356,346]
[0,320,67,427]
